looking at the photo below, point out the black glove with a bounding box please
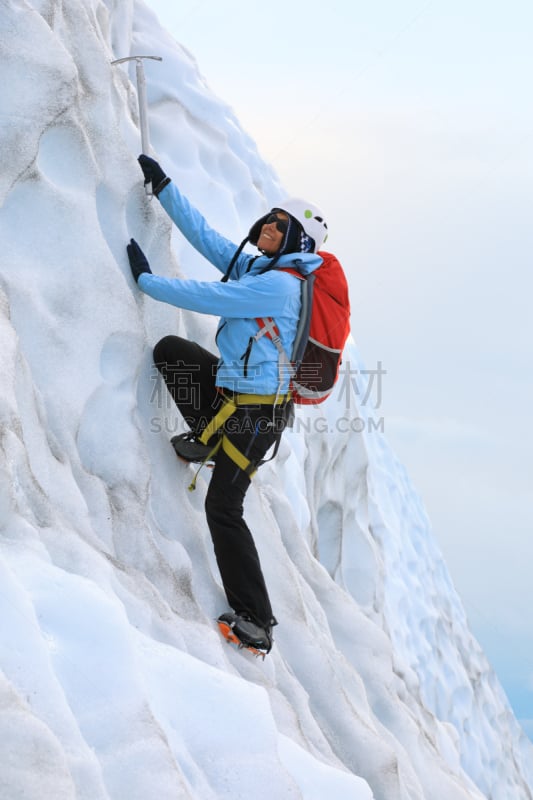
[127,238,152,283]
[138,154,169,195]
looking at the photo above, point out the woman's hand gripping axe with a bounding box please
[112,55,162,196]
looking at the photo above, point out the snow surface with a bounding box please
[0,1,532,798]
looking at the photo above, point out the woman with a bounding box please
[127,154,328,655]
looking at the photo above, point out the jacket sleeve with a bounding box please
[138,269,301,318]
[157,181,250,278]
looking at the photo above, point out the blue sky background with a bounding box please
[146,0,533,735]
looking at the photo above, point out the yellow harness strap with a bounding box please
[222,436,257,479]
[198,399,237,446]
[198,393,287,446]
[187,437,223,492]
[230,393,288,405]
[187,392,289,491]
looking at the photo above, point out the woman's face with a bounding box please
[257,211,289,255]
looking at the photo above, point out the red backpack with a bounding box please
[256,252,351,404]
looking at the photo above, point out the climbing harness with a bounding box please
[187,391,290,491]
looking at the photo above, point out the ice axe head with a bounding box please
[112,55,162,196]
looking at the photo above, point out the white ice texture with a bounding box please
[0,2,531,799]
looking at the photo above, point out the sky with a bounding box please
[145,0,533,734]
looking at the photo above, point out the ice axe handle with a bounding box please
[111,55,162,197]
[135,62,153,196]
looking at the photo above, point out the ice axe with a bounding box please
[112,55,162,196]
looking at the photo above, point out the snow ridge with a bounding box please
[0,1,531,798]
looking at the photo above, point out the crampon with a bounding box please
[217,616,271,660]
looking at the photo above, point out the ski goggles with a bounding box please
[265,212,289,234]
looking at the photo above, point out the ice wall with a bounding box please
[0,1,532,798]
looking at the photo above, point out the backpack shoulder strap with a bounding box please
[290,272,315,366]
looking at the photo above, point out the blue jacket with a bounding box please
[138,181,323,395]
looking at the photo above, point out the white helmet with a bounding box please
[276,198,328,252]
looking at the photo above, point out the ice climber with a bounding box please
[127,154,329,656]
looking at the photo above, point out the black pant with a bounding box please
[153,335,286,629]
